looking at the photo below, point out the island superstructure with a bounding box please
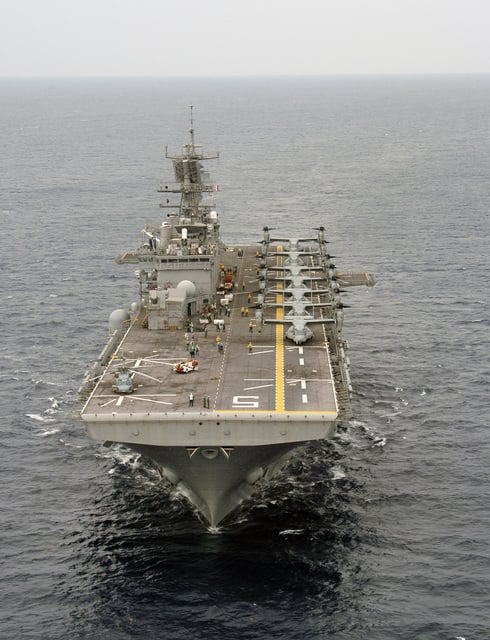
[79,113,375,527]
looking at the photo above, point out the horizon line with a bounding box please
[1,71,490,81]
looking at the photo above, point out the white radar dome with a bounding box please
[108,309,130,331]
[176,280,196,297]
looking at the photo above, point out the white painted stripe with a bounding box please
[96,393,177,398]
[299,358,305,366]
[116,396,124,406]
[243,384,274,391]
[302,394,308,403]
[100,399,117,408]
[299,347,304,355]
[300,379,307,389]
[132,396,174,406]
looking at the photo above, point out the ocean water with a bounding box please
[0,75,488,639]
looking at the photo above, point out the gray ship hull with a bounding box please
[126,441,309,527]
[84,411,337,526]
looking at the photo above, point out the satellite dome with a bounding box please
[176,280,196,297]
[109,309,130,331]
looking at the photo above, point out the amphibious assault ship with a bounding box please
[79,112,375,527]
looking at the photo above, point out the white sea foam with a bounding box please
[35,428,60,437]
[207,525,222,535]
[279,529,304,536]
[331,465,346,480]
[32,378,63,388]
[380,411,401,419]
[26,413,56,423]
[100,446,143,473]
[58,438,83,448]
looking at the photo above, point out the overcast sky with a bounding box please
[1,0,489,77]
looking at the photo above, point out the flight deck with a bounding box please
[82,245,338,420]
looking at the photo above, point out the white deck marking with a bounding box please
[135,394,177,397]
[123,360,180,367]
[302,394,308,403]
[128,396,174,406]
[301,379,307,389]
[243,384,274,391]
[96,393,176,398]
[249,349,275,355]
[116,396,124,406]
[100,399,117,408]
[299,358,305,366]
[233,396,259,408]
[131,370,163,383]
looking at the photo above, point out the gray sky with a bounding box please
[2,0,489,76]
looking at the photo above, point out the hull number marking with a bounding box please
[232,395,260,408]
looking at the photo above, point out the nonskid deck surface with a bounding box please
[83,245,337,419]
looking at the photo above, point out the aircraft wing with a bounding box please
[264,317,335,325]
[335,271,376,287]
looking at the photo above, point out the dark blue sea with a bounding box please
[1,75,488,639]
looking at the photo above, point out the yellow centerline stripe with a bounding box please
[275,250,285,412]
